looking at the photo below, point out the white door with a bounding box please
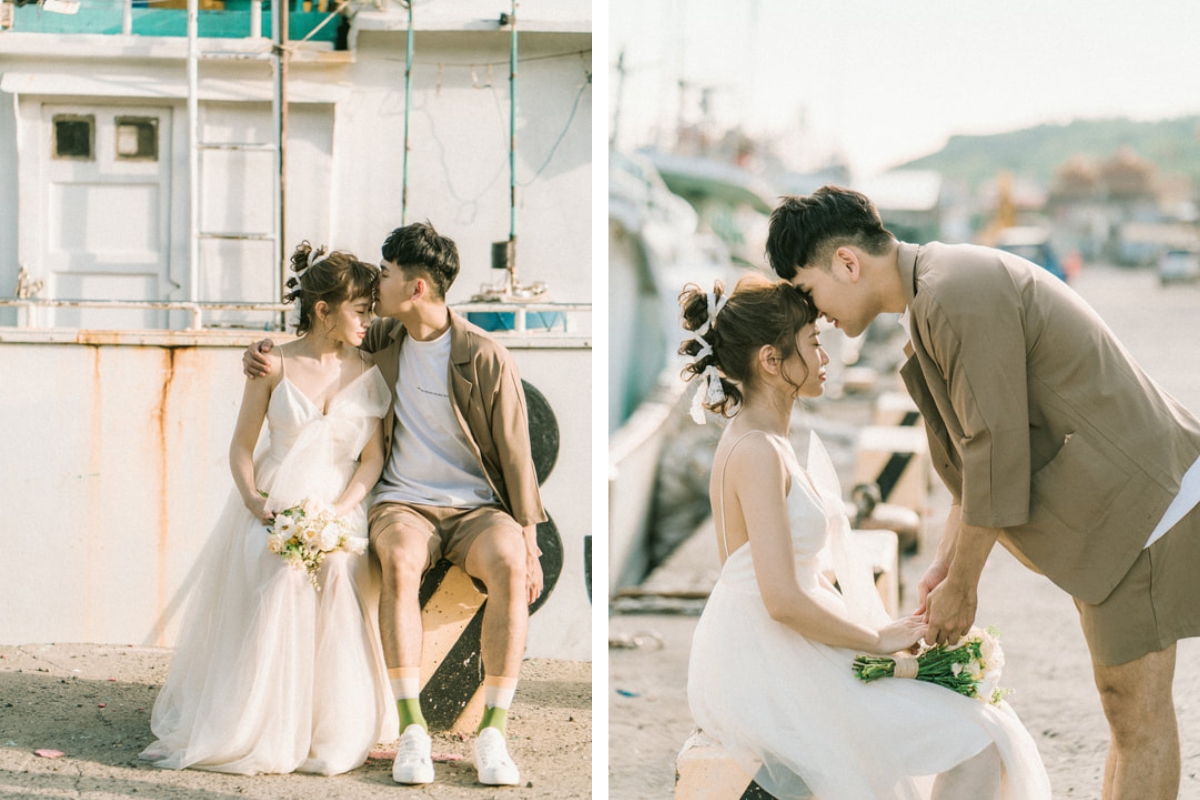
[42,104,175,329]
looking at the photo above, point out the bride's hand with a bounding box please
[245,494,274,524]
[915,558,950,616]
[875,615,928,655]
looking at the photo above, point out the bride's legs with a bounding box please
[931,743,1001,800]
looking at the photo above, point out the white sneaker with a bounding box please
[474,727,520,786]
[392,724,434,784]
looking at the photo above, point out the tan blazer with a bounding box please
[897,241,1200,603]
[362,311,547,528]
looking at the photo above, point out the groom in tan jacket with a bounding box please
[245,222,545,788]
[767,185,1200,800]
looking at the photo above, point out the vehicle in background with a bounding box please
[995,226,1067,283]
[1156,248,1200,286]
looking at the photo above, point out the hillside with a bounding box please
[898,116,1200,188]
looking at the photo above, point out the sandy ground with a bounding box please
[0,648,590,800]
[609,488,1200,799]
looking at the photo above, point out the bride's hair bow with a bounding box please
[285,242,331,300]
[306,245,330,271]
[685,289,728,424]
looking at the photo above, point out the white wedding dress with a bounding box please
[141,363,400,775]
[688,433,1051,800]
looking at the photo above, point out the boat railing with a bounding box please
[0,298,592,342]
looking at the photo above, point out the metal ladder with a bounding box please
[185,0,286,329]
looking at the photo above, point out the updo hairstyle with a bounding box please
[678,274,819,416]
[284,241,378,335]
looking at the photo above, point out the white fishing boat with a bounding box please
[608,148,738,590]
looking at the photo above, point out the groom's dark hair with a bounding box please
[381,221,460,299]
[766,185,894,280]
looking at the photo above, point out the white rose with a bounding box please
[978,629,998,665]
[343,536,368,556]
[266,532,284,554]
[318,522,341,551]
[979,672,1001,703]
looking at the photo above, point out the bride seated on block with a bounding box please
[679,275,1050,800]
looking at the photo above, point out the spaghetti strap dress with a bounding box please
[687,432,1050,799]
[140,355,400,775]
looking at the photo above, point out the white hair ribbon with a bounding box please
[686,288,729,424]
[307,246,330,270]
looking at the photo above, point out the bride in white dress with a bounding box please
[140,243,399,775]
[680,275,1050,800]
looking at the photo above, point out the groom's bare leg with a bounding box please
[375,524,431,670]
[464,525,529,682]
[1092,644,1179,800]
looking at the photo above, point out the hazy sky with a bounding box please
[609,0,1200,177]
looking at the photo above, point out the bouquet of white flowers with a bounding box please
[852,626,1012,705]
[264,497,368,590]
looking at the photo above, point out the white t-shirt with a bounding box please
[374,328,497,508]
[897,306,1198,548]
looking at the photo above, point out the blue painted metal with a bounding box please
[464,310,566,333]
[12,5,337,40]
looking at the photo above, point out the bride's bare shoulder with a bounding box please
[717,428,785,480]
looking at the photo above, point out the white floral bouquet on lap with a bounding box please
[264,497,367,590]
[853,626,1013,705]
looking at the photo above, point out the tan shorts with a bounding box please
[1076,501,1200,665]
[368,501,522,575]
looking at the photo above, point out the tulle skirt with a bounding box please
[688,553,1051,800]
[140,455,399,775]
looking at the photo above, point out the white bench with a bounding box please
[872,391,921,427]
[850,529,900,618]
[852,425,931,552]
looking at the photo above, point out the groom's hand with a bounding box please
[243,339,275,378]
[525,549,544,606]
[923,575,977,645]
[522,525,544,605]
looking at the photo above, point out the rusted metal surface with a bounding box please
[0,335,590,660]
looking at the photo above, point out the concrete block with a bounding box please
[873,391,920,427]
[675,729,795,799]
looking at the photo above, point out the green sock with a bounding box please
[478,705,508,735]
[397,697,427,732]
